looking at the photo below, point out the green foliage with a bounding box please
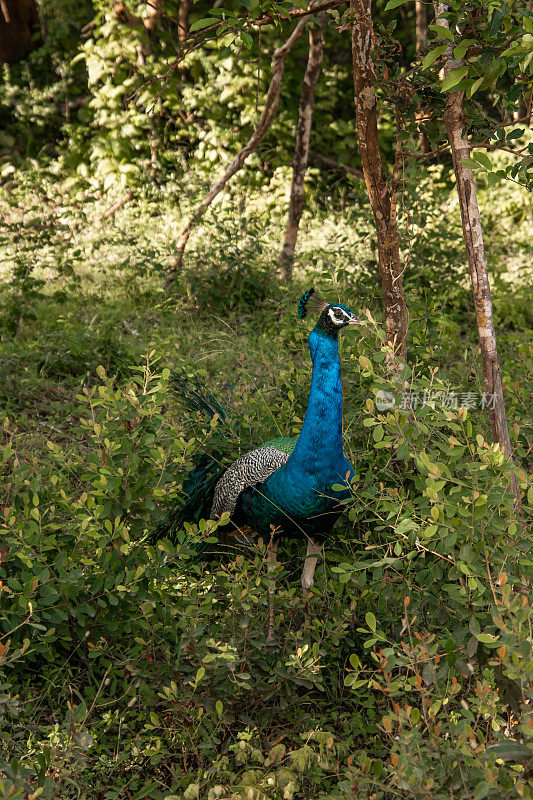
[0,336,531,798]
[0,0,93,167]
[0,2,531,795]
[179,211,277,314]
[1,0,529,197]
[0,165,531,797]
[0,1,359,191]
[412,1,533,190]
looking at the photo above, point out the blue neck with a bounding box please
[287,327,344,479]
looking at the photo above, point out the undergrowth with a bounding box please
[0,161,532,800]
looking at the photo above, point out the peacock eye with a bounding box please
[333,309,344,320]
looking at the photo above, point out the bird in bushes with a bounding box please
[157,289,362,639]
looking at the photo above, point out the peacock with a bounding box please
[157,288,362,639]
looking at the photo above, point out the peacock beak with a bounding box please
[347,314,362,326]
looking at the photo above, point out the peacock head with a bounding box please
[298,288,362,335]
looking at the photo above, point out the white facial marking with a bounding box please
[328,307,350,326]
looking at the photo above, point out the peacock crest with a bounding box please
[298,287,329,319]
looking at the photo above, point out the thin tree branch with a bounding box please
[103,190,135,218]
[164,19,309,286]
[399,142,450,160]
[280,12,325,280]
[186,0,344,42]
[308,151,364,178]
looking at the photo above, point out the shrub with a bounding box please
[1,337,531,798]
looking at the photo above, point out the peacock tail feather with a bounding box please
[154,375,294,546]
[152,451,225,544]
[262,436,297,455]
[169,370,227,421]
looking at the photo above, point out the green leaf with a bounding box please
[474,782,490,800]
[40,585,59,606]
[422,45,447,70]
[189,18,217,32]
[331,483,348,492]
[396,518,419,534]
[384,0,410,10]
[453,39,476,60]
[396,442,410,460]
[487,171,503,186]
[365,612,377,632]
[506,128,525,140]
[476,633,499,645]
[195,667,205,685]
[524,15,533,35]
[486,741,533,762]
[349,653,361,669]
[345,678,367,689]
[461,158,480,169]
[453,45,468,60]
[373,424,384,442]
[441,66,469,92]
[474,151,492,169]
[241,31,253,49]
[468,76,484,97]
[429,23,454,41]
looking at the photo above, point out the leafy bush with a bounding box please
[1,320,531,798]
[0,78,531,796]
[0,0,93,171]
[180,211,277,314]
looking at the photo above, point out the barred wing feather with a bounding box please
[211,445,290,518]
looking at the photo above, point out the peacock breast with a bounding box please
[263,457,353,516]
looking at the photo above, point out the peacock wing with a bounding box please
[210,440,296,518]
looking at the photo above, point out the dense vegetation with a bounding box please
[0,1,532,799]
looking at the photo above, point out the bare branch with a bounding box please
[280,14,325,280]
[164,19,309,285]
[103,190,135,218]
[308,151,364,179]
[186,0,344,43]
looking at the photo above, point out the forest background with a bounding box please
[0,1,532,798]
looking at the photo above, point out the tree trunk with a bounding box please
[178,0,188,44]
[144,0,161,39]
[415,0,427,51]
[350,0,408,361]
[279,17,325,281]
[0,0,41,64]
[165,19,308,286]
[434,3,517,496]
[114,0,161,64]
[415,0,430,153]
